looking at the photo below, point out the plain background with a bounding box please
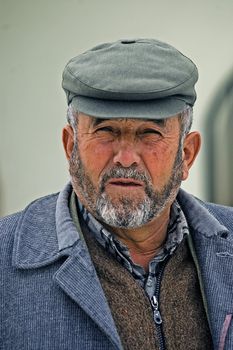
[1,0,233,216]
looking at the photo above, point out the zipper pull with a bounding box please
[151,295,163,325]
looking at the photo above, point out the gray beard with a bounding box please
[69,142,183,228]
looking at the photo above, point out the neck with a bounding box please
[104,206,171,271]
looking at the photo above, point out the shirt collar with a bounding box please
[74,194,189,275]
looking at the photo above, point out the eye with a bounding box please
[137,128,162,144]
[139,129,162,137]
[93,126,119,142]
[142,129,161,135]
[95,126,115,133]
[94,126,121,137]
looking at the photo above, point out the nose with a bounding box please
[113,142,141,168]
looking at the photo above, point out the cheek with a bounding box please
[79,141,114,180]
[143,145,178,186]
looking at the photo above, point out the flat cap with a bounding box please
[62,38,198,119]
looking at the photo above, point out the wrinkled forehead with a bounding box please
[91,116,167,128]
[77,112,181,134]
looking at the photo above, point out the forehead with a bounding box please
[78,112,180,130]
[92,117,167,127]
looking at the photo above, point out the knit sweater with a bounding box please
[82,227,213,349]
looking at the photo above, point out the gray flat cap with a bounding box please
[62,38,198,119]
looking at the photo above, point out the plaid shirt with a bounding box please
[77,198,189,301]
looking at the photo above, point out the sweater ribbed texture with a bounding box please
[160,239,213,349]
[83,227,213,349]
[83,228,159,350]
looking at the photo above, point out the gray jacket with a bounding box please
[1,183,233,350]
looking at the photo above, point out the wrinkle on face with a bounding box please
[76,114,181,186]
[68,113,183,228]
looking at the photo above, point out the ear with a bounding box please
[62,125,75,160]
[182,132,201,181]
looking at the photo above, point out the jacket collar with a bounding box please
[177,188,230,238]
[12,183,83,269]
[13,184,231,269]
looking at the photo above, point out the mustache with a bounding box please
[100,166,152,191]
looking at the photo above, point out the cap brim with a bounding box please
[72,96,187,120]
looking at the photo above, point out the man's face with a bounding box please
[66,113,185,229]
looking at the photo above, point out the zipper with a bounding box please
[151,262,167,350]
[151,295,162,325]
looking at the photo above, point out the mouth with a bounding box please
[107,178,144,188]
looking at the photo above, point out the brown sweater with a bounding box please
[83,227,213,350]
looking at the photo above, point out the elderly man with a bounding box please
[1,39,233,350]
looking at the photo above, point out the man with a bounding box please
[0,39,233,350]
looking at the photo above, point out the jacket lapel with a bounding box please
[12,185,123,350]
[178,189,233,349]
[53,240,123,350]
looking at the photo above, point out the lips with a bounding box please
[107,178,144,187]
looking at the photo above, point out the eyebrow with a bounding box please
[91,117,167,128]
[91,118,108,127]
[151,119,166,127]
